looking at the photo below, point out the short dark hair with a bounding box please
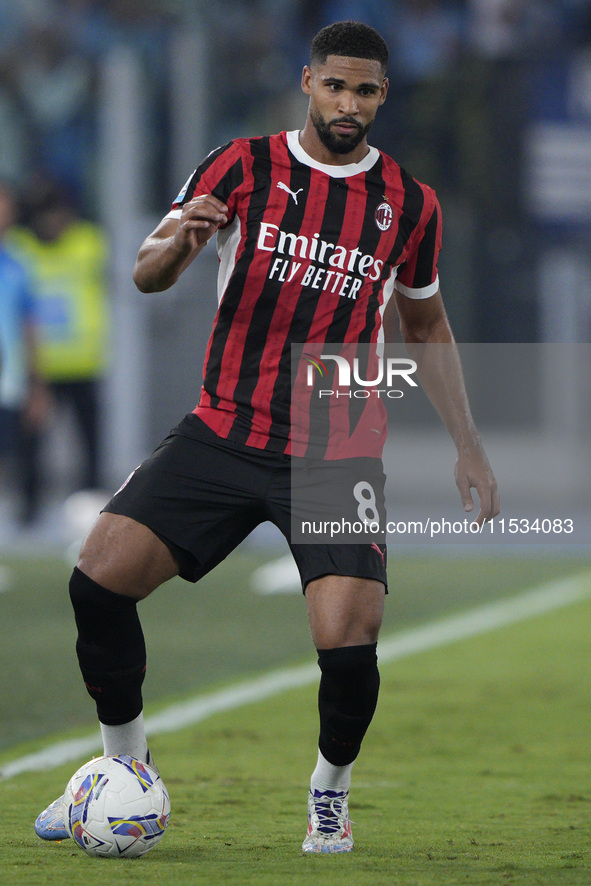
[310,21,388,73]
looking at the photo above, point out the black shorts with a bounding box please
[103,414,387,590]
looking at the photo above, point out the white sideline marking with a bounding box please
[251,554,300,594]
[2,570,590,781]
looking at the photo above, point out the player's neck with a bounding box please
[298,123,370,167]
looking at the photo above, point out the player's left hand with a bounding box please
[454,442,499,526]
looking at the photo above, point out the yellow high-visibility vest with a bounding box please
[7,221,108,381]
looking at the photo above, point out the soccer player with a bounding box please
[35,21,499,853]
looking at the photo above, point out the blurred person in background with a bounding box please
[10,20,95,203]
[7,176,109,524]
[0,181,48,517]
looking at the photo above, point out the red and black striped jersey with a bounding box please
[168,130,442,457]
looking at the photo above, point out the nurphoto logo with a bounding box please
[304,353,418,399]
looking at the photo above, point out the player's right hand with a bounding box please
[174,194,228,252]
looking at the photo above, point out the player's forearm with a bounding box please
[133,236,201,293]
[401,313,481,451]
[415,342,481,451]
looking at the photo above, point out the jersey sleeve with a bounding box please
[395,188,442,299]
[166,140,245,225]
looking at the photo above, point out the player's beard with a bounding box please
[310,107,372,155]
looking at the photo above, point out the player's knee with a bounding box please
[76,512,130,591]
[354,612,382,646]
[69,566,145,672]
[322,611,383,649]
[76,512,176,599]
[307,576,385,648]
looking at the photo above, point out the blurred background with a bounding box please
[0,0,590,549]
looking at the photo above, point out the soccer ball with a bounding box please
[62,754,171,858]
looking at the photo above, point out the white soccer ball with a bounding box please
[61,754,171,858]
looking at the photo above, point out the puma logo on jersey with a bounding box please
[277,182,304,205]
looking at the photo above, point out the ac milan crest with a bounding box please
[375,201,393,232]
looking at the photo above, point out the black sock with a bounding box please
[317,643,380,767]
[69,566,146,725]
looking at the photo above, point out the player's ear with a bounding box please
[301,65,313,96]
[379,77,389,106]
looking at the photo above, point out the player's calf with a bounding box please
[69,566,146,725]
[317,642,380,766]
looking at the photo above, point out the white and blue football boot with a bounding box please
[34,750,158,841]
[34,796,69,841]
[302,788,354,853]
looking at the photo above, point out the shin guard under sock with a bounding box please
[69,566,146,726]
[317,643,380,767]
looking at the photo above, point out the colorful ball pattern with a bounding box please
[61,755,171,857]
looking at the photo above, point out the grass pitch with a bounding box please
[1,552,591,884]
[1,549,589,752]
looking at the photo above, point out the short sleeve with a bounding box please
[166,141,245,224]
[395,190,442,299]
